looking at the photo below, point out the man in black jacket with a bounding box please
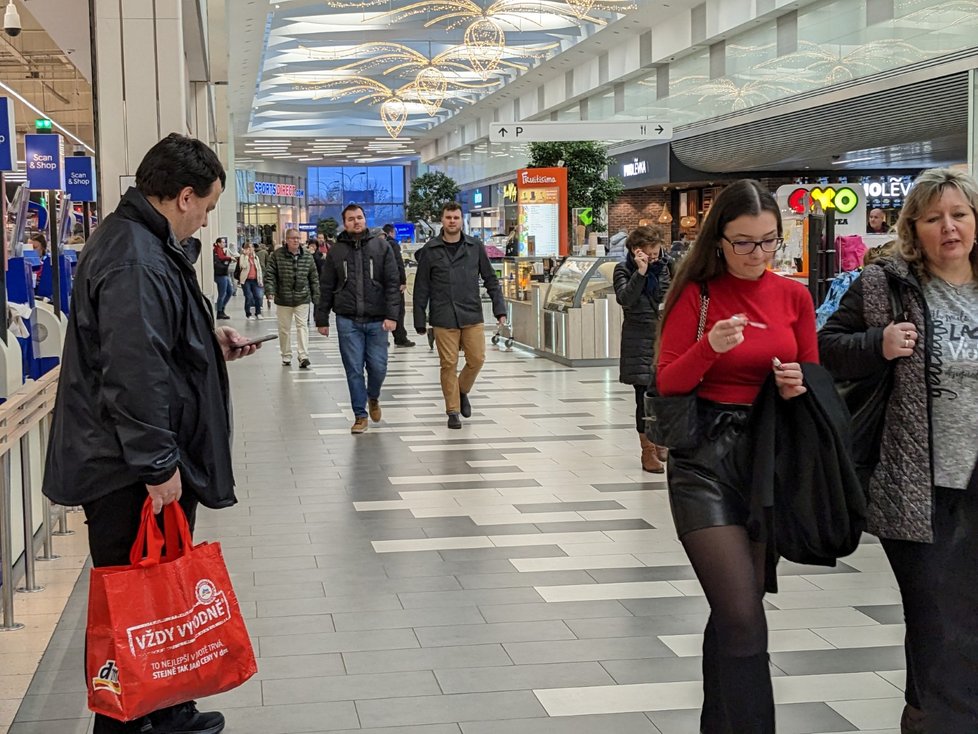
[42,133,259,734]
[316,204,400,434]
[413,202,506,429]
[383,223,414,347]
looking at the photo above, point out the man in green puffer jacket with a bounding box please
[264,229,320,368]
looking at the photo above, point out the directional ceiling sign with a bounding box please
[489,121,672,143]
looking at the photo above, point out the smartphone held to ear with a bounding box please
[234,334,278,349]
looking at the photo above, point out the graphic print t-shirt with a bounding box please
[924,277,978,490]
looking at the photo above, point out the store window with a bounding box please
[307,166,407,227]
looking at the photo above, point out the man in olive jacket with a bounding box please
[413,202,506,429]
[264,228,320,368]
[42,133,259,734]
[316,204,400,433]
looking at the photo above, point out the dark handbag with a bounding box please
[836,279,903,489]
[644,284,710,451]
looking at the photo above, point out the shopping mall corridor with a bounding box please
[9,310,906,734]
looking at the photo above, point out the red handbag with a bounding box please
[86,499,257,721]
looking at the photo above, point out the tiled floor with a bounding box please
[11,307,906,733]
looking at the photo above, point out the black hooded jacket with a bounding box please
[42,188,236,509]
[613,251,672,385]
[315,227,400,326]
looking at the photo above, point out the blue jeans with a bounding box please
[214,275,233,314]
[336,315,389,418]
[242,279,263,316]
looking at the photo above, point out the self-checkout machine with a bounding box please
[0,98,26,400]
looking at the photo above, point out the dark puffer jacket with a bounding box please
[42,188,235,509]
[264,246,320,307]
[413,233,505,331]
[613,251,672,385]
[315,228,400,326]
[818,258,933,542]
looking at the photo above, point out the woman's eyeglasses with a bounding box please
[721,236,784,255]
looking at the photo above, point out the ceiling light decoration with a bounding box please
[380,97,408,138]
[413,67,449,114]
[463,18,506,79]
[567,0,596,19]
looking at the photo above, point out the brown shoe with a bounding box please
[368,399,382,423]
[639,434,665,474]
[900,704,926,734]
[656,445,669,463]
[351,417,369,434]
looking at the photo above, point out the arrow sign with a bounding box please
[489,121,672,143]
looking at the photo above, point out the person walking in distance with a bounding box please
[315,204,401,434]
[264,228,320,368]
[237,242,264,320]
[413,202,506,429]
[212,237,233,319]
[382,223,415,347]
[613,225,672,473]
[42,133,261,734]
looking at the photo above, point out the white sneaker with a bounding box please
[255,313,264,320]
[246,315,255,321]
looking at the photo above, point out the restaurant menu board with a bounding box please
[516,167,568,258]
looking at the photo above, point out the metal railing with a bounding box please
[0,367,63,631]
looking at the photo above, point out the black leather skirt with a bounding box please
[666,401,753,538]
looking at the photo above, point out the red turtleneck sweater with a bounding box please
[657,271,819,405]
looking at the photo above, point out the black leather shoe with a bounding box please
[459,392,472,418]
[395,340,416,347]
[148,701,225,733]
[447,413,462,429]
[299,358,311,369]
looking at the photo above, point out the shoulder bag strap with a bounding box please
[696,282,710,341]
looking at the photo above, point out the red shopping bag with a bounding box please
[86,499,257,721]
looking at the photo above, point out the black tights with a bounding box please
[682,525,774,733]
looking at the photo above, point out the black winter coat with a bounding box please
[613,252,671,385]
[413,233,505,331]
[42,188,236,509]
[315,228,400,326]
[386,234,407,286]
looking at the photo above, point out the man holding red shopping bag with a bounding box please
[43,134,260,734]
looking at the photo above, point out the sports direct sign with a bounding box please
[253,181,298,197]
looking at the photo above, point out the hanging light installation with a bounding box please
[414,66,449,115]
[380,97,408,138]
[463,18,507,79]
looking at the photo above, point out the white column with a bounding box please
[970,69,978,180]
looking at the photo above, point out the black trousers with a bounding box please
[879,487,966,720]
[633,385,646,434]
[393,291,408,344]
[922,486,978,733]
[84,484,199,732]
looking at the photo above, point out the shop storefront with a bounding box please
[235,170,307,248]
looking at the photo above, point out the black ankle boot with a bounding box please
[700,620,732,734]
[717,653,775,733]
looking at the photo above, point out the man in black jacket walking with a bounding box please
[383,223,414,347]
[316,204,401,434]
[413,202,506,429]
[42,133,259,734]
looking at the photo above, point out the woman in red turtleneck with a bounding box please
[656,180,818,734]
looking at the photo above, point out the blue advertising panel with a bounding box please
[25,133,65,190]
[297,223,317,234]
[394,223,414,242]
[0,97,15,172]
[64,156,96,201]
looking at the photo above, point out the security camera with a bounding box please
[4,2,22,37]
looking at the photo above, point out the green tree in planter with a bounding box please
[318,216,339,239]
[527,141,624,232]
[406,171,461,225]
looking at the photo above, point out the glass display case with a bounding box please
[502,257,558,302]
[543,256,618,312]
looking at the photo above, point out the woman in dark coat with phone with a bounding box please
[614,225,672,473]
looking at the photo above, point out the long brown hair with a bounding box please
[656,180,782,343]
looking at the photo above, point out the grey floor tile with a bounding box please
[478,600,633,624]
[415,620,576,647]
[252,653,346,680]
[514,501,625,513]
[262,670,441,705]
[383,558,520,578]
[8,720,92,734]
[259,628,420,657]
[770,646,906,676]
[257,594,403,617]
[344,644,513,674]
[439,546,567,562]
[12,692,89,721]
[332,606,486,632]
[398,588,544,609]
[601,656,707,685]
[567,614,706,639]
[460,713,662,734]
[455,570,596,590]
[435,662,615,694]
[357,691,547,729]
[592,482,666,492]
[245,614,336,636]
[503,636,676,665]
[318,727,461,734]
[587,566,699,584]
[221,701,360,733]
[620,597,711,617]
[854,604,905,625]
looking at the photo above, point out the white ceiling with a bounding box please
[229,0,641,167]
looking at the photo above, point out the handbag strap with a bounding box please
[696,282,710,341]
[130,497,195,567]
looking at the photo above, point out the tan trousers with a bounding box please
[434,325,486,414]
[276,303,310,361]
